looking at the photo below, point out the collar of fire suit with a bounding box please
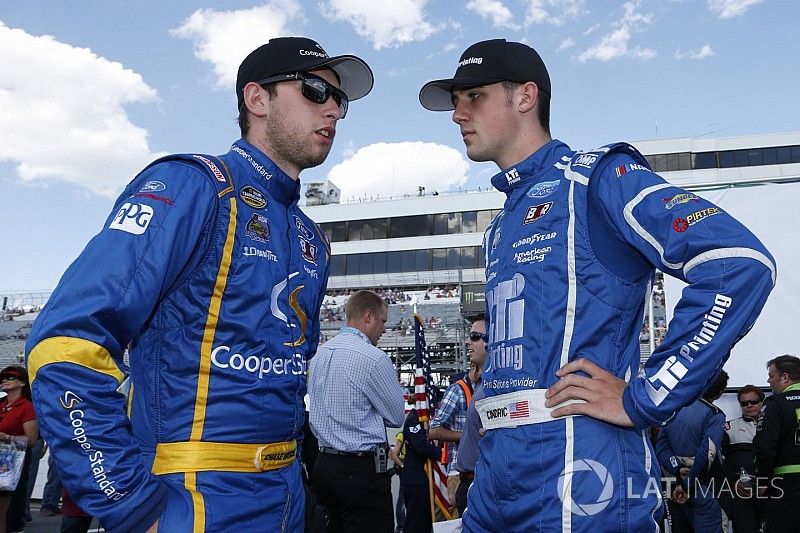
[742,416,756,423]
[229,139,300,206]
[339,326,370,345]
[490,139,571,206]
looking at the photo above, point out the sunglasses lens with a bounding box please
[301,78,349,118]
[469,332,485,341]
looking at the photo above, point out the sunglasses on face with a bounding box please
[257,72,349,118]
[0,377,20,383]
[740,399,761,407]
[468,331,488,342]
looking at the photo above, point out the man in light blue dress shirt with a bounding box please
[309,290,405,533]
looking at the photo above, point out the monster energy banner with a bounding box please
[461,283,486,316]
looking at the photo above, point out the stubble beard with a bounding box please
[261,111,331,174]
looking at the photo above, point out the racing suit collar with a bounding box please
[229,139,301,206]
[490,139,570,200]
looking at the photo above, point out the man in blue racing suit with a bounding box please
[25,37,373,533]
[419,38,775,531]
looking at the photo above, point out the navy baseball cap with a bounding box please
[236,36,374,109]
[419,39,551,111]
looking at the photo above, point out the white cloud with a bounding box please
[467,0,520,29]
[320,0,442,49]
[327,142,469,201]
[525,0,587,26]
[578,1,656,62]
[558,37,575,51]
[171,0,303,89]
[707,0,764,19]
[675,44,715,60]
[0,21,162,196]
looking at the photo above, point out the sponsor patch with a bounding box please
[573,153,598,168]
[294,216,314,240]
[514,246,552,264]
[139,180,165,193]
[614,163,649,177]
[526,180,560,199]
[240,186,267,209]
[109,203,153,235]
[505,168,520,185]
[672,218,689,232]
[193,155,227,183]
[410,424,421,434]
[243,246,277,261]
[672,207,721,232]
[662,193,700,209]
[523,202,553,224]
[246,213,270,243]
[512,231,557,249]
[133,192,173,205]
[300,237,318,264]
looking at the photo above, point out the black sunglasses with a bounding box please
[468,331,488,342]
[740,399,762,407]
[257,72,349,118]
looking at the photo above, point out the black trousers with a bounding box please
[455,475,470,518]
[313,452,393,533]
[401,483,432,533]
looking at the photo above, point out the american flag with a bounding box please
[413,313,435,422]
[509,400,530,419]
[413,313,452,520]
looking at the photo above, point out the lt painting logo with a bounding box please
[557,459,614,516]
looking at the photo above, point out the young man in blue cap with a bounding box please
[419,38,775,531]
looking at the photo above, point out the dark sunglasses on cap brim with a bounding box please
[256,71,349,118]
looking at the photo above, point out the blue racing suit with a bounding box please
[26,139,330,532]
[656,399,726,532]
[465,139,775,532]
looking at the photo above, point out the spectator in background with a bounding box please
[656,370,729,532]
[23,436,45,522]
[38,451,62,516]
[428,318,486,518]
[398,394,442,533]
[0,365,38,533]
[309,290,405,533]
[721,384,764,533]
[454,317,489,516]
[753,354,800,533]
[60,488,92,533]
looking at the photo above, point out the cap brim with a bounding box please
[419,77,504,111]
[317,55,374,101]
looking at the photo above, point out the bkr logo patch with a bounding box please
[523,202,553,224]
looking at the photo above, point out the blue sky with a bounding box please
[1,0,797,291]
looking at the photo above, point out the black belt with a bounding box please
[319,447,372,457]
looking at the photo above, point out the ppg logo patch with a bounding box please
[109,203,153,235]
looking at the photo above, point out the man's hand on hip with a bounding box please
[545,358,634,427]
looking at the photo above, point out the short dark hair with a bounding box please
[500,81,550,135]
[736,384,765,402]
[703,369,728,401]
[237,83,277,137]
[767,354,800,381]
[344,290,386,321]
